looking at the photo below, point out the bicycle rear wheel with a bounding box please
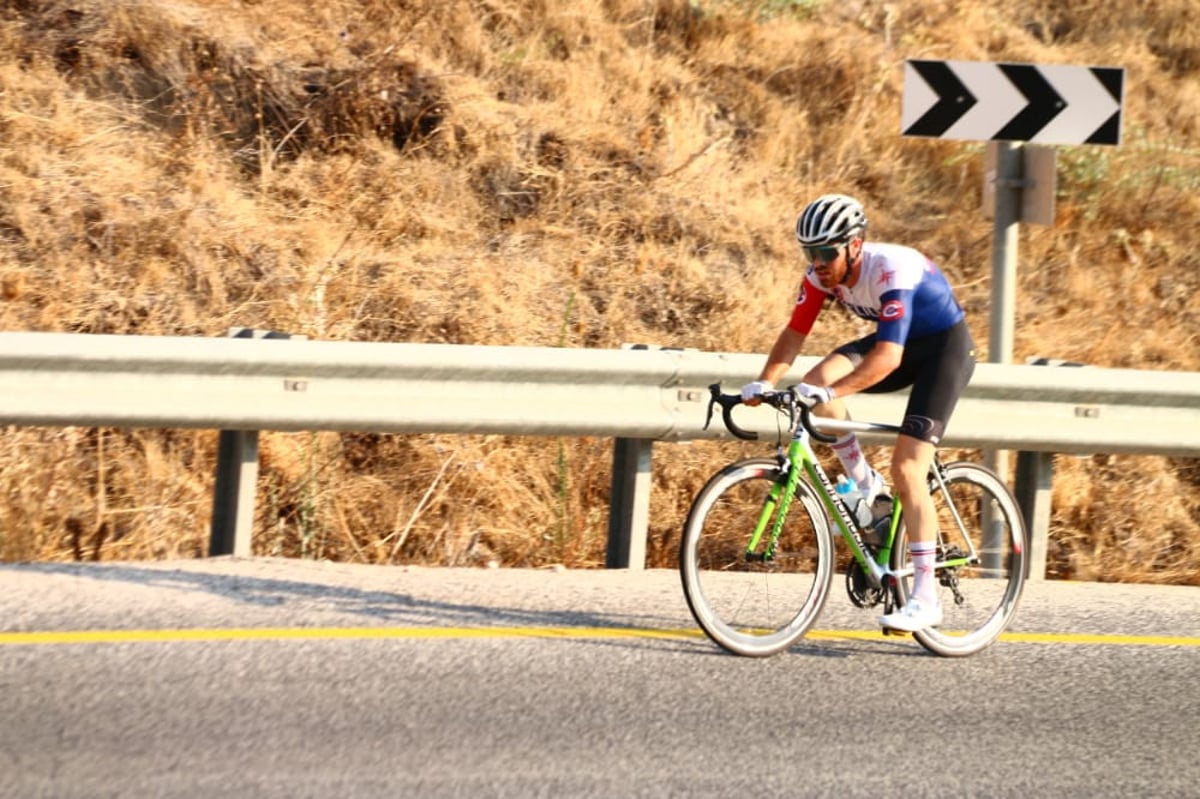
[679,457,836,657]
[893,461,1027,657]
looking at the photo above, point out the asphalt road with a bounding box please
[2,559,1198,798]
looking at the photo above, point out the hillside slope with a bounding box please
[1,0,1197,582]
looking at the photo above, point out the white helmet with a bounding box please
[794,193,867,246]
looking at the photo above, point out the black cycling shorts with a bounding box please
[834,320,976,445]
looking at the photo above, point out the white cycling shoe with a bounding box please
[879,596,943,632]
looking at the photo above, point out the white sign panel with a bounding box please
[902,60,1124,146]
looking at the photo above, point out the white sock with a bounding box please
[832,434,870,488]
[857,470,881,501]
[909,541,938,605]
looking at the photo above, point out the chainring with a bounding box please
[845,559,885,608]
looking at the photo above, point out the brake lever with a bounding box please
[780,385,838,444]
[703,383,722,431]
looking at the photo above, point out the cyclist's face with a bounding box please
[806,242,848,288]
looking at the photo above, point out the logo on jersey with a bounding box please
[796,284,807,305]
[880,299,905,321]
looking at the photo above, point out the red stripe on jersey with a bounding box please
[787,279,827,335]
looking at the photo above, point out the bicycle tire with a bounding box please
[892,461,1028,657]
[679,457,836,657]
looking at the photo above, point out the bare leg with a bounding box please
[892,433,940,608]
[801,354,876,486]
[800,351,855,424]
[891,434,937,545]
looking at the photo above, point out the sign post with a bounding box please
[902,59,1124,365]
[901,59,1125,576]
[988,141,1023,377]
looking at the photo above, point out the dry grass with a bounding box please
[0,0,1197,583]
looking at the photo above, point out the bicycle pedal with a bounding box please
[880,626,911,637]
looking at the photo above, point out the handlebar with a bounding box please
[703,383,839,444]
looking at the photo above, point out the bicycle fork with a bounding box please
[742,449,799,562]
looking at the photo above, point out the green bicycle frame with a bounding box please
[742,429,977,584]
[742,429,894,586]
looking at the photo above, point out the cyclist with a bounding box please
[741,193,976,632]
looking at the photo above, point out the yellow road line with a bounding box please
[812,629,1200,647]
[1,626,1198,647]
[0,626,700,646]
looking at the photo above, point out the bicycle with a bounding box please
[679,383,1027,658]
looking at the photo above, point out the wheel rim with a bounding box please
[901,463,1027,655]
[681,460,834,656]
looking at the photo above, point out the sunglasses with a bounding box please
[803,244,843,263]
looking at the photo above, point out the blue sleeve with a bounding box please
[876,288,914,344]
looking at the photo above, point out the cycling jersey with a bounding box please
[787,242,964,344]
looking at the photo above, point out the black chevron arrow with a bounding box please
[1087,67,1124,144]
[1091,66,1124,102]
[1087,111,1122,145]
[904,60,977,137]
[993,64,1065,141]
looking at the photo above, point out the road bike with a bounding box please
[679,383,1027,657]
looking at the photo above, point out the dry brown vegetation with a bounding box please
[1,0,1198,582]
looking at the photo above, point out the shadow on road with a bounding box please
[2,561,924,658]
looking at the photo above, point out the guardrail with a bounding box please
[3,332,1199,577]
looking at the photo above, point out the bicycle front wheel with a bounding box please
[893,461,1028,657]
[680,457,836,657]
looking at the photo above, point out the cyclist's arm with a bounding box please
[756,274,828,385]
[829,340,902,397]
[828,286,908,397]
[757,326,807,386]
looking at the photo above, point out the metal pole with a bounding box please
[1015,451,1054,581]
[988,141,1023,369]
[208,328,303,557]
[984,141,1024,572]
[209,429,259,557]
[606,438,652,569]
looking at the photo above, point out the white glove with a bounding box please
[740,380,774,402]
[797,382,836,406]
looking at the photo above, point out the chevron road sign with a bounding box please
[902,60,1124,146]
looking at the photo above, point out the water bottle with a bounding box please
[865,494,894,546]
[835,475,873,529]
